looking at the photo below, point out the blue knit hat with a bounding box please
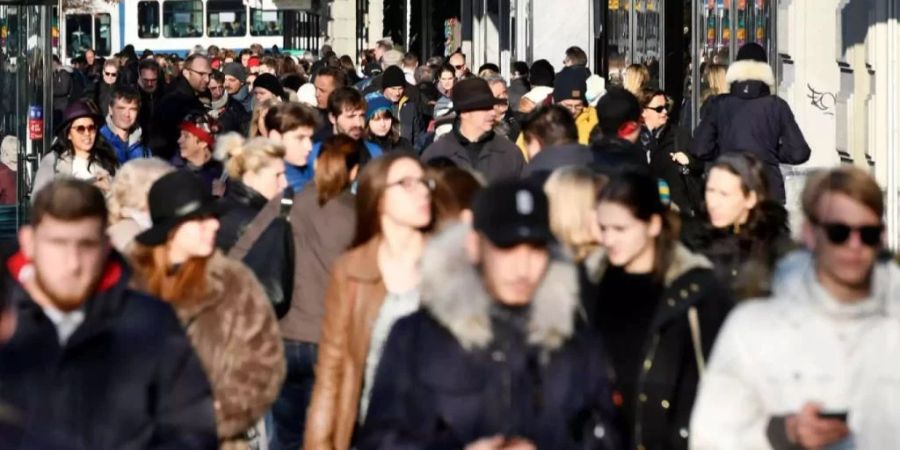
[365,93,393,121]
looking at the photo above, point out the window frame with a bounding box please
[206,0,247,37]
[162,0,204,39]
[94,13,111,56]
[137,0,161,39]
[249,8,283,36]
[64,13,93,58]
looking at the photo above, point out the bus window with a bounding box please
[207,0,246,37]
[163,0,203,38]
[250,8,282,36]
[138,1,160,38]
[95,14,111,56]
[65,14,92,57]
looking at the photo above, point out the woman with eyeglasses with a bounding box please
[304,153,436,450]
[683,153,793,300]
[640,89,705,217]
[97,59,119,118]
[33,100,118,196]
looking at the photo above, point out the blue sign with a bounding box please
[28,105,42,120]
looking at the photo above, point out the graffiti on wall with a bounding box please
[807,84,836,116]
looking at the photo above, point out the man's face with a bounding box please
[269,126,314,167]
[490,82,509,123]
[85,50,95,65]
[469,234,550,306]
[241,53,251,67]
[449,54,467,78]
[19,216,109,311]
[110,98,139,131]
[183,58,212,93]
[331,107,366,140]
[558,99,585,119]
[208,79,225,101]
[805,192,882,294]
[223,74,242,95]
[460,108,497,135]
[383,86,404,103]
[315,75,337,109]
[139,68,159,93]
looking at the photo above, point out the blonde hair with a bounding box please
[107,158,174,225]
[623,64,650,98]
[249,97,281,138]
[701,63,728,104]
[544,166,608,262]
[215,132,286,179]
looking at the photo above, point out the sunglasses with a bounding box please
[645,105,668,113]
[815,220,883,247]
[104,71,118,77]
[453,64,465,70]
[72,124,96,134]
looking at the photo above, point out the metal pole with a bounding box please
[690,0,700,131]
[658,0,665,90]
[887,0,898,249]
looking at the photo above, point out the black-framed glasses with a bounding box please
[387,177,435,191]
[813,219,884,247]
[645,105,668,114]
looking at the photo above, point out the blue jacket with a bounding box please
[100,122,149,163]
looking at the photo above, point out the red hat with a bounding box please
[247,56,260,68]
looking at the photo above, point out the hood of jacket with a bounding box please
[418,223,580,352]
[224,180,267,211]
[726,60,775,99]
[589,242,713,287]
[103,114,142,146]
[772,250,900,319]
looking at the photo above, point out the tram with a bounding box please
[58,0,315,60]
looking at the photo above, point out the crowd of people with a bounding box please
[1,37,898,450]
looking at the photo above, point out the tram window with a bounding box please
[138,1,160,38]
[250,8,282,36]
[163,0,203,38]
[95,14,111,56]
[65,14,93,58]
[207,1,246,37]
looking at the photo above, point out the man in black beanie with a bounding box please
[589,87,648,175]
[690,42,810,204]
[553,66,597,145]
[380,66,424,149]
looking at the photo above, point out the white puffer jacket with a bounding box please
[690,251,900,449]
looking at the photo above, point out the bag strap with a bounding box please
[687,306,706,376]
[227,196,280,262]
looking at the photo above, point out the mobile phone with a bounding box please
[818,411,848,422]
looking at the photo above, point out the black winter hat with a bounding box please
[553,66,588,103]
[282,74,304,92]
[253,73,286,100]
[382,66,406,89]
[529,59,555,87]
[472,179,553,248]
[596,87,642,134]
[135,171,224,246]
[736,43,767,63]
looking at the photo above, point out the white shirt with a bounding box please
[40,304,86,346]
[70,156,95,180]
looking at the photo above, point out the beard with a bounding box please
[34,268,97,312]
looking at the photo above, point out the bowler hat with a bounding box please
[56,100,101,135]
[135,171,223,246]
[452,78,506,113]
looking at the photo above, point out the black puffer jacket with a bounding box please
[690,60,810,203]
[682,201,794,300]
[215,181,294,319]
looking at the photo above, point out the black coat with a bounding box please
[690,60,810,203]
[522,143,594,184]
[150,76,206,160]
[138,86,164,138]
[215,96,251,136]
[582,245,733,450]
[0,251,218,449]
[643,125,705,216]
[682,201,794,300]
[421,126,525,182]
[590,136,649,176]
[215,181,294,319]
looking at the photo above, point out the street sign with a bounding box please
[28,105,43,141]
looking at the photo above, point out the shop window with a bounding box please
[163,0,203,38]
[207,0,246,37]
[250,8,282,36]
[138,1,160,38]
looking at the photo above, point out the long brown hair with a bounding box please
[129,241,210,303]
[314,134,359,205]
[350,152,427,248]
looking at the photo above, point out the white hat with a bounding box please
[296,83,317,108]
[585,74,607,107]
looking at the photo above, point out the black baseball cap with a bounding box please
[472,179,554,248]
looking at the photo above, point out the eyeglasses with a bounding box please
[104,71,117,77]
[813,219,884,247]
[645,105,668,114]
[72,124,96,135]
[387,177,435,191]
[187,68,212,79]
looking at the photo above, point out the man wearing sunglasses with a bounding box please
[448,52,473,80]
[149,53,210,160]
[691,165,900,449]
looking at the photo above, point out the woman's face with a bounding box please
[170,216,220,260]
[381,158,432,230]
[243,158,287,200]
[68,117,97,153]
[269,125,314,167]
[368,113,392,138]
[596,201,659,269]
[705,167,757,228]
[439,70,456,93]
[642,94,669,131]
[256,107,270,137]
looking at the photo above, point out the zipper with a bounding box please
[634,332,661,449]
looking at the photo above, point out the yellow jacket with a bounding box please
[516,106,599,161]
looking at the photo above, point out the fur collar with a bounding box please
[419,223,579,351]
[725,60,775,91]
[174,251,247,320]
[590,243,712,287]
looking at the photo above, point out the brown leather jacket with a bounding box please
[304,237,386,450]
